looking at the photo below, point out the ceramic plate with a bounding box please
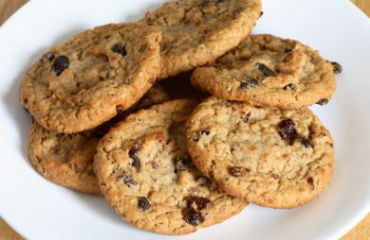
[0,0,369,239]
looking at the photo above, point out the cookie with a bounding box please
[28,84,170,194]
[20,23,161,134]
[186,97,334,208]
[191,34,337,108]
[141,0,262,79]
[28,122,100,194]
[94,99,247,234]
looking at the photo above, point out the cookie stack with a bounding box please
[20,0,341,235]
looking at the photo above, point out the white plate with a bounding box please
[0,0,369,239]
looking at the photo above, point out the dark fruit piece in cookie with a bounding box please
[331,61,342,74]
[138,197,151,211]
[129,144,141,168]
[277,119,297,145]
[184,208,205,226]
[111,43,127,56]
[316,98,329,106]
[300,137,312,148]
[257,63,276,77]
[240,79,260,89]
[242,112,251,123]
[52,56,69,76]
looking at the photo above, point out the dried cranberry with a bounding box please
[52,56,69,76]
[184,208,204,226]
[306,177,314,189]
[242,112,251,123]
[277,119,297,145]
[316,98,329,106]
[129,145,141,168]
[111,43,127,56]
[257,63,276,77]
[119,174,137,187]
[138,197,151,211]
[331,61,342,74]
[240,79,260,89]
[300,137,312,148]
[228,166,250,177]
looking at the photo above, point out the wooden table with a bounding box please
[0,0,369,239]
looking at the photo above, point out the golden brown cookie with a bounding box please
[28,122,100,194]
[191,34,337,108]
[141,0,262,79]
[20,23,161,133]
[186,97,334,208]
[94,99,247,234]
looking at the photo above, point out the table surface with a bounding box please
[0,0,369,239]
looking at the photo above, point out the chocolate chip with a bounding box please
[52,56,69,76]
[283,83,296,90]
[138,197,151,211]
[306,177,314,189]
[217,0,226,3]
[260,11,264,17]
[257,63,276,77]
[45,52,55,61]
[277,119,297,145]
[129,144,141,168]
[193,128,210,142]
[111,43,127,56]
[331,61,342,74]
[228,166,250,177]
[186,196,210,210]
[240,79,260,89]
[300,137,312,148]
[242,112,251,123]
[184,208,204,226]
[316,98,329,106]
[198,0,210,9]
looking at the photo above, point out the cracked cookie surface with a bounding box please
[191,34,336,108]
[94,99,247,234]
[141,0,262,79]
[28,84,170,194]
[20,23,161,133]
[186,97,334,208]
